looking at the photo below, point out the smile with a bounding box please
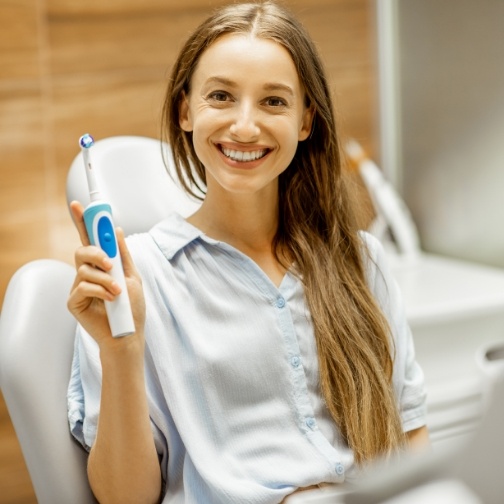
[219,145,270,162]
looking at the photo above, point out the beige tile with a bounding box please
[0,92,50,221]
[45,200,80,264]
[46,0,359,17]
[329,64,378,146]
[49,1,367,81]
[47,0,231,17]
[0,218,53,306]
[0,89,45,145]
[48,10,209,76]
[301,1,374,68]
[297,0,378,157]
[0,0,41,80]
[0,146,50,222]
[46,1,372,77]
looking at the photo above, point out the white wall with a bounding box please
[378,0,504,268]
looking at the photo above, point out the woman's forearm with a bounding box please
[88,336,162,504]
[406,425,430,452]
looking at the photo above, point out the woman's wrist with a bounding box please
[98,331,146,368]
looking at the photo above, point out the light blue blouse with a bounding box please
[68,213,427,504]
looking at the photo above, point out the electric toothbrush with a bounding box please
[79,133,135,337]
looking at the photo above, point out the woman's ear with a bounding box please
[179,92,193,132]
[298,105,315,141]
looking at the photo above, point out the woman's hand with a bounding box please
[68,201,161,503]
[67,201,146,348]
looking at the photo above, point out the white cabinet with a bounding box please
[391,253,504,451]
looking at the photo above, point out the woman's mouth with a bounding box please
[218,145,270,163]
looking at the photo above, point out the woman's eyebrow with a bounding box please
[262,83,294,97]
[204,76,236,88]
[203,76,294,97]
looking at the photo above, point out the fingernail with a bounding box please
[103,258,113,269]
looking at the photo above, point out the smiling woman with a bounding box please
[0,1,394,503]
[178,33,313,203]
[65,2,428,504]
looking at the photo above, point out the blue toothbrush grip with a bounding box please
[83,201,135,337]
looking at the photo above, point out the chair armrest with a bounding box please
[0,259,95,503]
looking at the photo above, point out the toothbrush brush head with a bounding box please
[79,133,95,149]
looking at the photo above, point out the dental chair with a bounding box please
[2,135,504,503]
[0,136,200,504]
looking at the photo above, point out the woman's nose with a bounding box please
[229,102,260,140]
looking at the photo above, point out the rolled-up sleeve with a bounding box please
[67,325,101,451]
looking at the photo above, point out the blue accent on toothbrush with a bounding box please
[79,133,94,149]
[83,203,117,258]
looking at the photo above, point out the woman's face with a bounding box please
[179,33,313,199]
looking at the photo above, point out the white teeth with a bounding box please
[221,147,267,162]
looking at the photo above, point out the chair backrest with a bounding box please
[0,136,200,503]
[66,135,201,235]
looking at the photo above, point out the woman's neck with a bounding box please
[186,184,288,287]
[188,191,278,253]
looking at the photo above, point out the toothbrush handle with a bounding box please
[83,201,135,337]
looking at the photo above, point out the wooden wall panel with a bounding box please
[0,0,40,80]
[0,0,48,305]
[46,0,363,17]
[0,2,378,502]
[46,0,230,17]
[48,12,207,76]
[0,90,53,287]
[299,1,378,148]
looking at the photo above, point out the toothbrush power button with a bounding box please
[97,216,118,258]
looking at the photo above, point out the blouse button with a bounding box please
[335,463,345,475]
[305,417,316,430]
[276,296,286,308]
[290,356,300,368]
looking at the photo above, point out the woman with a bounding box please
[67,2,428,503]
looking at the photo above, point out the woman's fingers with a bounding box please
[69,248,121,316]
[76,263,122,297]
[68,265,119,316]
[69,200,91,246]
[74,244,113,271]
[70,280,114,305]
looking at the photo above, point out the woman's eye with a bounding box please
[208,91,230,102]
[265,97,287,107]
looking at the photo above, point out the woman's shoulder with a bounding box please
[127,211,198,250]
[358,231,387,281]
[125,212,205,276]
[357,231,401,308]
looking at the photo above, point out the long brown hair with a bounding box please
[161,1,405,464]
